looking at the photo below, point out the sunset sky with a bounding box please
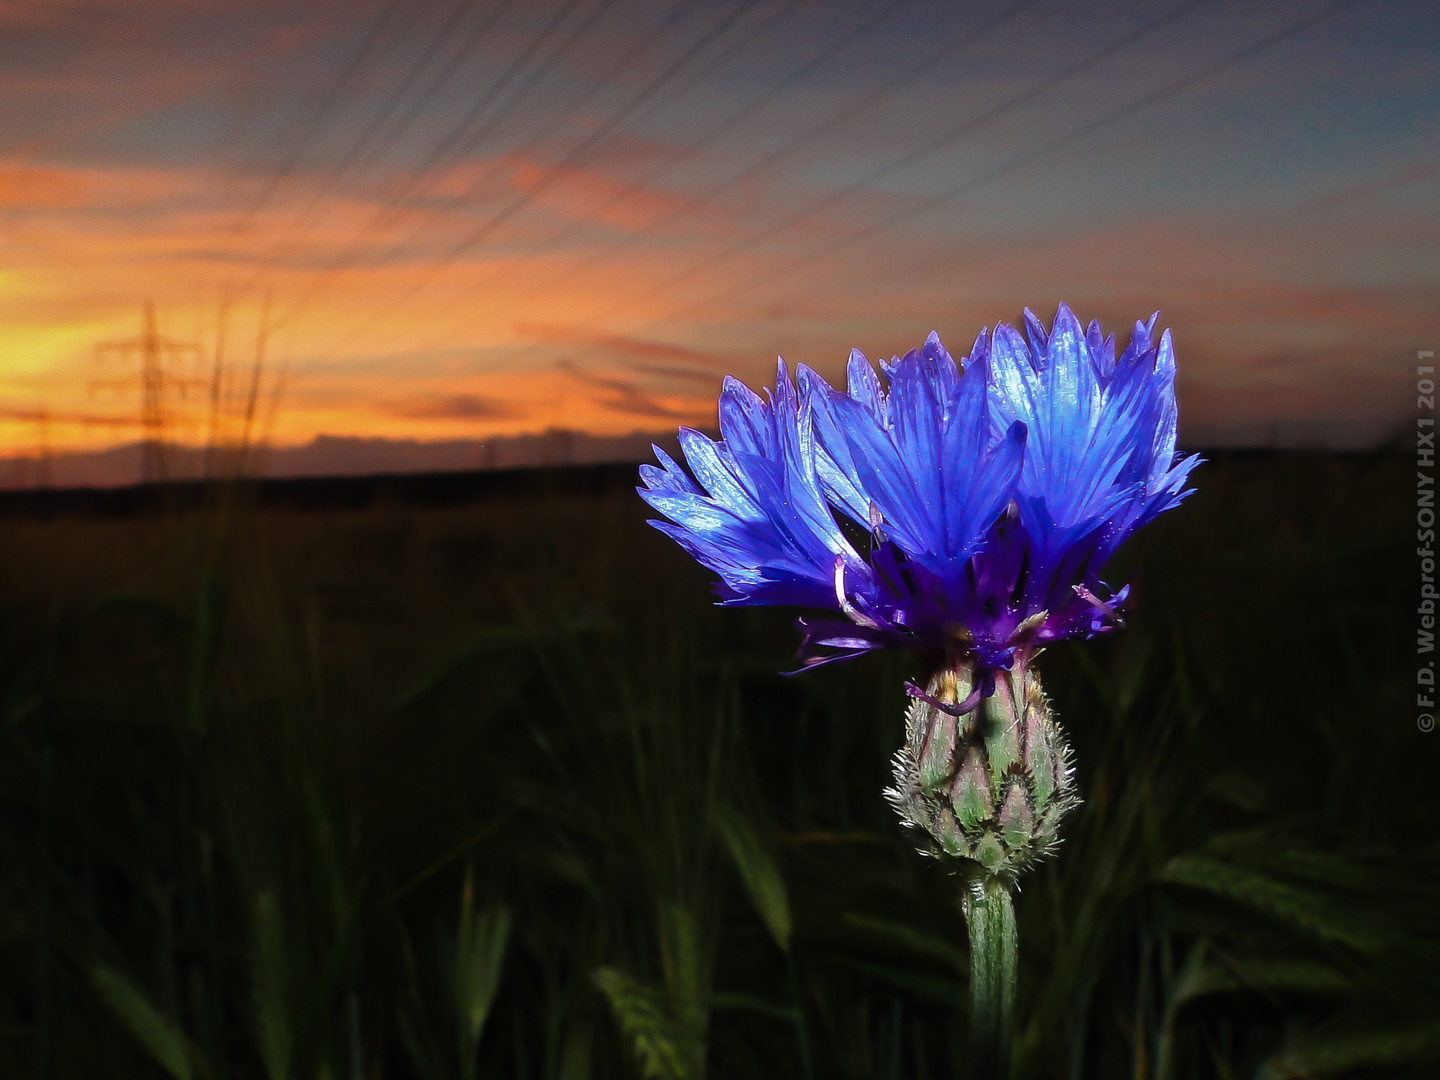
[1,0,1436,458]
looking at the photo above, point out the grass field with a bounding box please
[0,448,1433,1079]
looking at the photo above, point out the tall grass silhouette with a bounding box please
[0,444,1432,1078]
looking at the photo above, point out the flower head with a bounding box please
[638,304,1199,677]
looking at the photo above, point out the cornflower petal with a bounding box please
[638,361,866,611]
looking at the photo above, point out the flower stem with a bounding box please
[962,873,1016,1077]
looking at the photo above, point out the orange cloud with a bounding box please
[388,393,518,421]
[0,164,86,209]
[1301,161,1438,212]
[513,321,738,368]
[505,154,702,233]
[556,361,710,422]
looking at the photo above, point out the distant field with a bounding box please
[0,449,1432,1080]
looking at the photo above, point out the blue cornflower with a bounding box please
[640,304,1201,1043]
[639,303,1198,681]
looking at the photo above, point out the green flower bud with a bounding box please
[885,661,1078,883]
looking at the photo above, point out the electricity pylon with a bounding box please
[92,302,203,483]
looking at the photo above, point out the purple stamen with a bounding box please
[904,673,993,716]
[1073,584,1124,627]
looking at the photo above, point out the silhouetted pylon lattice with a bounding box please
[91,302,203,483]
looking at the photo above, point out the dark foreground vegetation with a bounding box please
[0,448,1432,1079]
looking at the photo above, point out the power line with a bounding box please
[228,0,410,235]
[360,0,606,225]
[507,0,1029,306]
[410,0,904,326]
[269,0,609,322]
[672,0,1372,325]
[330,0,1034,356]
[475,0,1369,397]
[236,0,505,296]
[425,0,762,263]
[542,0,1215,333]
[317,0,765,346]
[388,0,1177,371]
[301,0,494,207]
[274,0,752,335]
